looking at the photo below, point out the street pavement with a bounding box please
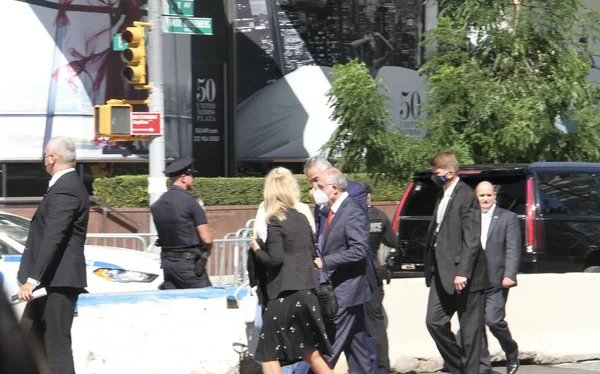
[419,360,600,374]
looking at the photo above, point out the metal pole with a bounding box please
[146,0,166,235]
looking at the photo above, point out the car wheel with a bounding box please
[583,265,600,273]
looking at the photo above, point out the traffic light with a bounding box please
[94,104,132,136]
[121,25,146,84]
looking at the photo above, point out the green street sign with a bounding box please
[113,34,128,51]
[163,0,194,16]
[162,16,213,35]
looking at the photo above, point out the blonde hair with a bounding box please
[264,167,300,222]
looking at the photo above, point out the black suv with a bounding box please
[386,162,600,277]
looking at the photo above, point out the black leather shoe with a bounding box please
[506,353,520,374]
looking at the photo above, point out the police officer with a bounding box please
[363,183,397,374]
[150,157,213,289]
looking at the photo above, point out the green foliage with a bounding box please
[421,0,600,163]
[323,59,476,183]
[92,174,406,208]
[323,59,432,182]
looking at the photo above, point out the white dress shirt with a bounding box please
[48,168,76,189]
[330,191,349,215]
[436,177,460,232]
[27,168,76,286]
[480,203,496,250]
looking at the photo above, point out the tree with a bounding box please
[323,59,473,181]
[323,59,431,182]
[421,0,600,163]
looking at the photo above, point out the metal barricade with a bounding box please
[85,233,157,252]
[85,229,389,287]
[207,236,252,286]
[84,231,253,286]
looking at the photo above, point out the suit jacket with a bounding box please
[253,208,320,300]
[17,171,89,288]
[321,195,378,308]
[424,180,488,294]
[483,207,521,288]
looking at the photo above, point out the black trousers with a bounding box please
[426,275,485,374]
[480,287,518,373]
[160,258,211,289]
[21,287,81,374]
[366,283,391,374]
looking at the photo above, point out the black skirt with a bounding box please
[254,290,333,366]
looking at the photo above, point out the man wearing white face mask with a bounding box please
[303,156,368,251]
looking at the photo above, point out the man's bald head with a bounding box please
[475,181,496,213]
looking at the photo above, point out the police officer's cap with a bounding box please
[164,157,197,177]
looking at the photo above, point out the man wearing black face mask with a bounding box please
[424,152,488,374]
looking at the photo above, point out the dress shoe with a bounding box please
[506,352,519,374]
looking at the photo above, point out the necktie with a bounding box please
[325,209,334,233]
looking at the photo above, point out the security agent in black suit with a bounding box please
[17,137,90,374]
[475,182,520,374]
[151,157,213,289]
[424,152,488,374]
[364,183,396,374]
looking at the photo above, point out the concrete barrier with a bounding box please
[28,273,600,373]
[72,287,249,374]
[384,273,600,373]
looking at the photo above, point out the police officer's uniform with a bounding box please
[364,184,398,374]
[150,158,212,289]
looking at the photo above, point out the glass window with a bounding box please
[462,176,527,215]
[401,175,527,217]
[0,164,5,197]
[0,239,20,255]
[6,163,49,197]
[537,172,600,216]
[80,162,149,195]
[402,180,438,216]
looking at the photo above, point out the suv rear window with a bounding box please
[401,175,527,217]
[402,180,438,216]
[537,172,600,215]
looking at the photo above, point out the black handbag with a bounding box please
[312,240,338,320]
[314,280,338,320]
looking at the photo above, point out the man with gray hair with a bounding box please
[306,167,379,373]
[303,156,368,249]
[18,137,89,373]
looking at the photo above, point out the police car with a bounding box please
[0,211,164,298]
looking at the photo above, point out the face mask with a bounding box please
[431,174,448,187]
[313,188,330,206]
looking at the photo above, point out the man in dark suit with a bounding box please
[17,137,89,374]
[475,181,521,374]
[424,152,488,374]
[311,168,379,373]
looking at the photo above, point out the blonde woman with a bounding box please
[250,167,333,374]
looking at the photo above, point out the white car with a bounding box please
[0,211,164,299]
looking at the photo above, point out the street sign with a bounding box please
[131,112,162,135]
[113,33,128,51]
[162,16,213,35]
[163,0,194,16]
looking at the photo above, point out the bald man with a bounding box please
[475,181,521,374]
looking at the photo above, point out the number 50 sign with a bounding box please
[398,91,422,121]
[196,78,217,103]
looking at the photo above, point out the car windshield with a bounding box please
[0,214,30,246]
